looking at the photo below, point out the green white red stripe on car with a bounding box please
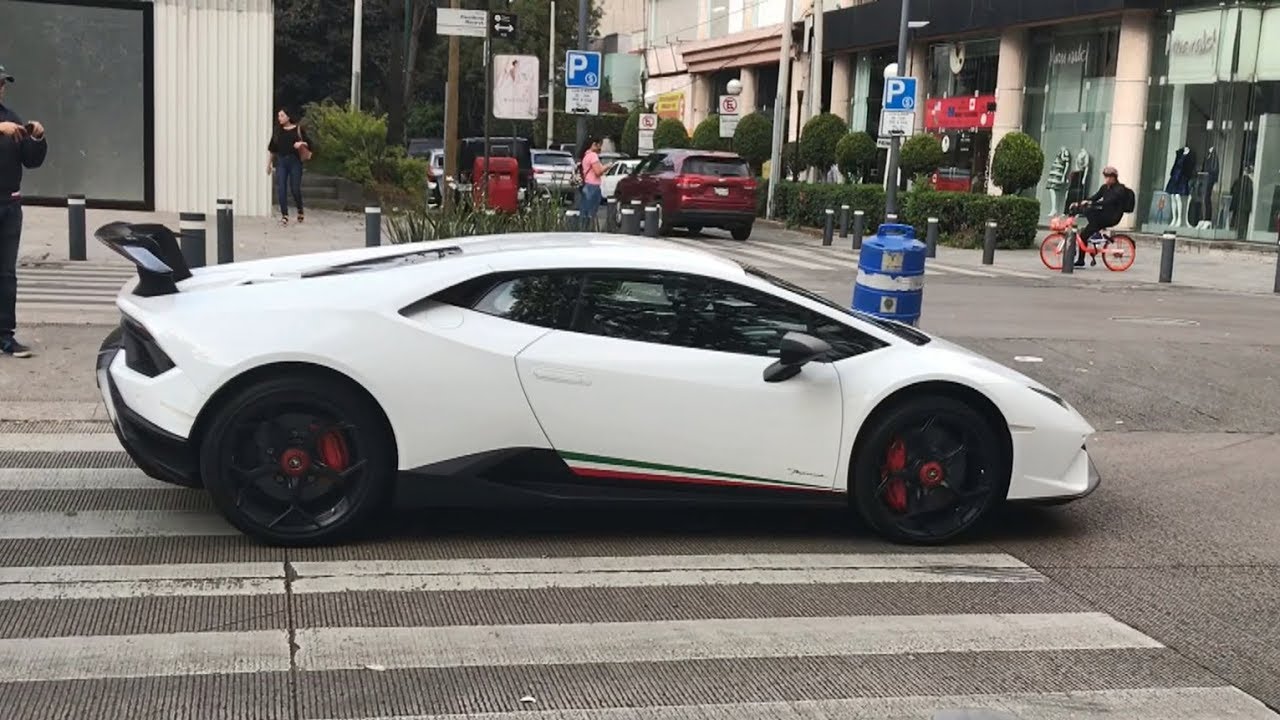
[558,451,837,493]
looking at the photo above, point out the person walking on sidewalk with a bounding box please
[0,64,48,359]
[267,106,312,226]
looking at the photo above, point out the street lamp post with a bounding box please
[883,0,911,216]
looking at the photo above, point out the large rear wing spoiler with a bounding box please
[94,222,193,297]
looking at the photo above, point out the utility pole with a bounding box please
[482,0,493,206]
[350,0,363,110]
[443,0,460,210]
[765,0,794,220]
[575,0,588,151]
[884,0,911,216]
[548,0,556,148]
[807,0,823,124]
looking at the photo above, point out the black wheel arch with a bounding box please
[848,380,1013,491]
[186,361,399,477]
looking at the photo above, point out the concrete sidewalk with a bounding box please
[17,205,373,266]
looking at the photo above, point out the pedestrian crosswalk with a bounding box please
[0,426,1275,719]
[15,261,134,309]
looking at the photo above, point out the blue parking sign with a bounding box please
[565,50,602,90]
[882,76,917,112]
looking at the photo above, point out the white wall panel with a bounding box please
[153,0,274,217]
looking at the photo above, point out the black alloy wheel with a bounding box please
[199,375,394,546]
[852,395,1007,544]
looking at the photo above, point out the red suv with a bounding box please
[614,149,757,240]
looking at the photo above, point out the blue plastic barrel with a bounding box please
[852,223,927,325]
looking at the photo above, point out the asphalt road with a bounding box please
[0,232,1277,718]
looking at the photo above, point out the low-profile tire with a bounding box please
[730,223,753,241]
[198,374,396,546]
[850,394,1008,545]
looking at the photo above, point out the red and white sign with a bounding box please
[718,94,741,138]
[923,94,997,131]
[638,113,658,153]
[719,95,739,115]
[639,113,658,131]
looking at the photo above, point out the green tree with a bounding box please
[653,117,689,149]
[732,112,772,174]
[834,131,877,183]
[692,115,730,151]
[798,113,847,175]
[621,105,641,157]
[991,131,1046,195]
[899,134,945,179]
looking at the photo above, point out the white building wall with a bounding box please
[153,0,274,217]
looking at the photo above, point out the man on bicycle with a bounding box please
[1070,165,1132,267]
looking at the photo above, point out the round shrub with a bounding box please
[899,134,945,178]
[991,131,1045,195]
[798,113,847,172]
[835,131,878,182]
[652,117,689,149]
[692,115,731,151]
[733,112,773,174]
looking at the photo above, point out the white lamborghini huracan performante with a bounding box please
[93,221,1100,546]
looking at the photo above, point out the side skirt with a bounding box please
[392,448,847,510]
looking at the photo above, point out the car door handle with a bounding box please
[531,366,591,386]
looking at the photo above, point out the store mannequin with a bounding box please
[1066,148,1091,211]
[1047,147,1070,217]
[1200,146,1218,228]
[1164,145,1195,227]
[1228,165,1254,233]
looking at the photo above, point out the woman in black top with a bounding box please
[267,107,313,225]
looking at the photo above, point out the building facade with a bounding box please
[3,0,274,216]
[821,0,1280,241]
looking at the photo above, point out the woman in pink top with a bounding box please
[577,136,610,230]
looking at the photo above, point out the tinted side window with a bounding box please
[436,272,582,329]
[572,272,883,360]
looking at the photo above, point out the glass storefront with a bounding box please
[1138,3,1280,242]
[0,0,149,206]
[923,38,1000,193]
[1022,22,1121,222]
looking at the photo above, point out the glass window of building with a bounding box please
[1022,22,1121,223]
[648,0,700,46]
[1138,3,1280,243]
[923,39,1000,193]
[708,0,731,39]
[755,0,786,27]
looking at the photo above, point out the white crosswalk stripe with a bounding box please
[666,236,1045,279]
[0,428,1275,719]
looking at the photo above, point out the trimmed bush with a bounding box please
[991,131,1045,195]
[692,114,731,151]
[385,194,566,243]
[798,113,847,173]
[303,99,428,198]
[835,131,878,183]
[759,180,888,230]
[621,106,641,157]
[899,133,945,179]
[653,117,690,149]
[733,112,773,174]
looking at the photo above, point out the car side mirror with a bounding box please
[763,332,832,383]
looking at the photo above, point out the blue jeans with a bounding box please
[578,184,603,230]
[275,154,304,217]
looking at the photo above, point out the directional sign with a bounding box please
[490,11,517,39]
[565,50,602,90]
[437,7,488,37]
[718,95,740,139]
[882,76,917,112]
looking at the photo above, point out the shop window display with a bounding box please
[1138,4,1280,243]
[1022,23,1119,222]
[923,39,999,192]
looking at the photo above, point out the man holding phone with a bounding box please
[0,63,48,358]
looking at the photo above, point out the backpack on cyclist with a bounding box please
[1121,184,1136,213]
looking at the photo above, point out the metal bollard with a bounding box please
[822,208,834,246]
[925,217,938,258]
[851,210,865,250]
[644,206,659,237]
[1061,229,1076,274]
[621,207,639,235]
[179,211,207,268]
[364,206,381,247]
[839,204,850,238]
[563,209,580,231]
[216,198,234,264]
[982,221,997,265]
[67,194,86,261]
[605,198,619,233]
[1159,231,1176,283]
[1274,240,1280,294]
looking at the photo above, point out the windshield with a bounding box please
[742,265,932,345]
[533,153,574,166]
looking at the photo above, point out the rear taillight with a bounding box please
[675,176,703,190]
[743,180,757,191]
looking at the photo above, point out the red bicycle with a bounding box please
[1039,203,1136,272]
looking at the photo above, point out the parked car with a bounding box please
[614,149,757,240]
[425,149,445,205]
[532,150,576,201]
[601,158,642,199]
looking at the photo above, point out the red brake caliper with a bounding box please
[312,423,350,472]
[882,437,908,513]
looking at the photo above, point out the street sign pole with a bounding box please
[576,0,588,152]
[884,0,911,217]
[483,0,492,207]
[443,0,461,211]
